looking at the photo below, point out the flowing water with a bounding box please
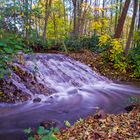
[0,54,140,140]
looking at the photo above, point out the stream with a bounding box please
[0,54,140,140]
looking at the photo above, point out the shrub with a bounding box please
[127,46,140,77]
[64,36,81,51]
[24,126,59,140]
[0,30,31,78]
[28,30,48,52]
[98,34,127,73]
[63,35,100,52]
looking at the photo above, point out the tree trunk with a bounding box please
[79,0,87,36]
[72,0,78,36]
[43,0,52,43]
[114,0,119,31]
[53,12,57,40]
[24,0,29,43]
[119,0,123,15]
[138,2,140,29]
[110,0,113,32]
[125,0,138,56]
[102,0,105,18]
[63,0,66,34]
[114,0,131,38]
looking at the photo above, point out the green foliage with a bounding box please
[81,35,100,52]
[0,30,31,78]
[64,120,71,127]
[98,34,127,73]
[63,35,100,52]
[127,46,140,77]
[28,30,48,51]
[75,118,84,125]
[64,36,81,51]
[24,128,32,134]
[37,126,50,135]
[109,39,126,73]
[24,126,59,140]
[47,39,56,48]
[134,30,140,47]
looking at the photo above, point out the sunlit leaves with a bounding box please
[64,120,71,128]
[99,34,111,47]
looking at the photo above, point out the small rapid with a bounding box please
[0,54,140,140]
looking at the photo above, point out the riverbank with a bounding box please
[45,49,139,82]
[65,49,140,82]
[55,106,140,140]
[31,106,140,140]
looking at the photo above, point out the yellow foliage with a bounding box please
[110,39,123,54]
[98,35,127,73]
[99,34,111,47]
[92,21,102,30]
[91,18,109,33]
[20,12,24,17]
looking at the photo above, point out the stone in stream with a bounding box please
[33,97,41,102]
[94,109,106,119]
[124,104,138,112]
[40,120,61,130]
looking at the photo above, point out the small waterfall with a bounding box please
[0,54,111,103]
[0,54,139,140]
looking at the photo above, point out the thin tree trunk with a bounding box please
[53,12,57,40]
[72,0,77,36]
[114,0,119,32]
[79,0,87,36]
[114,0,131,38]
[101,0,105,32]
[63,0,66,34]
[94,0,98,35]
[29,0,33,35]
[24,0,29,45]
[43,0,52,43]
[125,0,138,56]
[110,0,113,32]
[102,0,105,18]
[138,2,140,29]
[119,0,123,13]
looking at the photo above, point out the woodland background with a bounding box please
[0,0,140,78]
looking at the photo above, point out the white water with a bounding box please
[0,54,140,140]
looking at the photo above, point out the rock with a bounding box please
[33,97,41,102]
[40,120,61,130]
[124,104,137,112]
[94,109,106,119]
